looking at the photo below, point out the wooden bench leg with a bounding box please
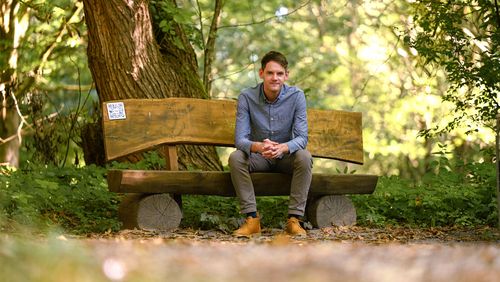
[118,193,182,231]
[306,195,357,228]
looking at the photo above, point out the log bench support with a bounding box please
[118,193,356,231]
[102,98,379,231]
[108,170,378,230]
[118,193,182,231]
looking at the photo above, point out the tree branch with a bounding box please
[218,0,311,29]
[0,91,32,145]
[194,0,205,49]
[210,62,253,82]
[16,3,83,98]
[495,0,500,28]
[0,111,59,145]
[203,0,224,95]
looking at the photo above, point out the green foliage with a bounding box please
[24,89,88,168]
[4,0,94,167]
[13,0,90,89]
[181,196,238,232]
[150,0,200,50]
[181,195,289,232]
[0,164,120,234]
[336,165,357,175]
[408,0,500,135]
[109,151,166,170]
[0,157,497,234]
[192,0,497,178]
[353,160,497,227]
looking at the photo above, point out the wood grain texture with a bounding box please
[137,194,182,231]
[118,193,182,231]
[163,145,179,171]
[102,98,364,164]
[306,195,357,228]
[106,170,378,196]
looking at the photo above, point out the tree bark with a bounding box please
[0,98,20,167]
[82,0,221,170]
[0,0,26,168]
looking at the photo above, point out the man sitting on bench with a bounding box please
[229,51,313,237]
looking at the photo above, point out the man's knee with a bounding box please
[229,150,247,168]
[294,150,312,168]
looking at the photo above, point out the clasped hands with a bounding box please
[258,138,289,159]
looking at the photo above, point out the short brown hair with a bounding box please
[261,51,288,70]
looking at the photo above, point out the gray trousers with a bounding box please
[228,149,313,216]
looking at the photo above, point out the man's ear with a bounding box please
[284,70,289,81]
[258,68,264,79]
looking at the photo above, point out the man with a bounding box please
[229,51,313,237]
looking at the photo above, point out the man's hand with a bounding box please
[261,139,288,159]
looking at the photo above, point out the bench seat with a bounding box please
[108,169,378,196]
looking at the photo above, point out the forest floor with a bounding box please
[70,226,500,282]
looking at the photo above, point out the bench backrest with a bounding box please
[102,98,364,164]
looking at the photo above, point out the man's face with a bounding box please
[259,61,288,97]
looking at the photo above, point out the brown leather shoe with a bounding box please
[233,216,261,237]
[285,217,306,236]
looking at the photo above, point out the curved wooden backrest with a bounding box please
[102,98,364,164]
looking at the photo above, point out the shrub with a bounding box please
[0,163,120,234]
[1,155,497,234]
[352,160,498,227]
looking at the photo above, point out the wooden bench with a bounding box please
[102,98,378,231]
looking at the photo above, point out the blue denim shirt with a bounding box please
[234,83,308,155]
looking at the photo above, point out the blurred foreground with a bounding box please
[1,226,499,282]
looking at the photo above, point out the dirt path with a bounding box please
[77,227,500,282]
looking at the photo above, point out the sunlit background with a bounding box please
[189,0,495,178]
[3,0,496,180]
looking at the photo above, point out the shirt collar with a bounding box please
[259,83,287,104]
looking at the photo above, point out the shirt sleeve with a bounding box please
[285,91,308,154]
[234,94,253,155]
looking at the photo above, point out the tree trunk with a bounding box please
[0,98,20,167]
[346,0,362,109]
[82,0,221,170]
[0,0,26,168]
[203,0,224,96]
